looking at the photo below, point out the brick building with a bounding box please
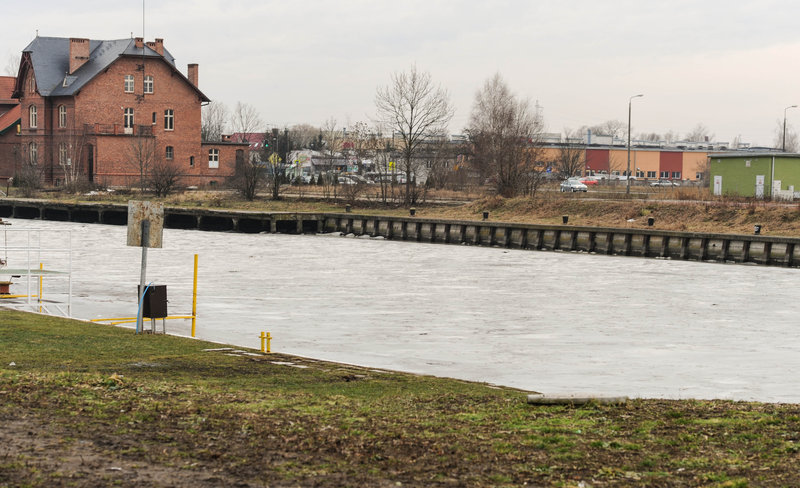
[2,36,247,188]
[0,76,21,184]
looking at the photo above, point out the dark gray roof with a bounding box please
[23,36,178,97]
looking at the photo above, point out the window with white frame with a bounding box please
[123,108,134,128]
[29,105,37,128]
[165,146,174,160]
[660,171,669,178]
[671,171,681,179]
[28,75,35,93]
[144,75,153,94]
[58,105,67,128]
[647,171,656,178]
[164,109,174,131]
[59,143,68,165]
[208,148,219,168]
[124,74,134,93]
[29,143,38,164]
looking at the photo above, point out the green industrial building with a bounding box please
[708,153,800,199]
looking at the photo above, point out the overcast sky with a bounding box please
[4,1,800,146]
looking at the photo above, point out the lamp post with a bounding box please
[626,94,644,195]
[784,105,797,152]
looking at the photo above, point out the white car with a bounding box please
[560,178,588,192]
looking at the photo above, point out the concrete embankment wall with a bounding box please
[1,199,797,268]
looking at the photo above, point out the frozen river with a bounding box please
[2,217,799,403]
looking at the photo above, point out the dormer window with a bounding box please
[144,75,153,94]
[124,75,134,93]
[28,75,35,94]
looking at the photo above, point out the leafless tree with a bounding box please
[318,118,345,200]
[466,73,543,197]
[149,159,182,197]
[230,154,266,201]
[127,136,158,193]
[375,65,454,204]
[422,131,460,190]
[551,129,586,178]
[289,123,321,149]
[229,102,263,142]
[685,123,714,142]
[201,101,228,142]
[13,142,42,197]
[54,131,89,191]
[4,54,19,76]
[773,119,799,152]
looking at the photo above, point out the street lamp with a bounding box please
[626,94,644,195]
[784,105,797,152]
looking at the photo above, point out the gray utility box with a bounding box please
[137,285,168,318]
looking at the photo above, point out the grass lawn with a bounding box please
[2,309,799,487]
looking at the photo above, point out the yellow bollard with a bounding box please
[38,263,43,313]
[259,332,272,353]
[191,254,198,337]
[267,332,272,353]
[260,331,266,352]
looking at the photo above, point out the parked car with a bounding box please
[560,178,588,192]
[649,179,678,187]
[579,177,599,186]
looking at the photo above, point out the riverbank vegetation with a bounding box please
[2,309,800,486]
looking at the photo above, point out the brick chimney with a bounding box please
[187,63,198,87]
[146,38,164,56]
[68,38,90,74]
[134,37,144,49]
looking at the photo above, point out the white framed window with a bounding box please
[660,171,669,178]
[144,75,153,94]
[672,171,681,179]
[28,75,35,93]
[124,74,134,93]
[59,143,69,165]
[646,171,656,178]
[29,105,37,128]
[58,105,67,128]
[208,148,219,168]
[123,108,134,128]
[165,146,174,160]
[164,109,174,131]
[29,142,38,164]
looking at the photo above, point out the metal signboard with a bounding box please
[127,201,164,248]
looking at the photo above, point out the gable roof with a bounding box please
[0,105,21,135]
[0,76,15,104]
[16,36,208,102]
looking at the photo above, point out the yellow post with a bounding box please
[191,254,198,337]
[260,331,266,353]
[267,332,272,353]
[38,263,43,313]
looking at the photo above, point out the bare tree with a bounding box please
[4,54,19,76]
[127,136,158,193]
[13,142,42,197]
[319,118,344,200]
[685,123,714,142]
[375,65,454,204]
[466,73,543,197]
[289,123,320,149]
[149,159,182,197]
[201,101,228,142]
[230,154,266,201]
[773,119,799,152]
[551,129,586,179]
[229,102,263,142]
[54,131,88,191]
